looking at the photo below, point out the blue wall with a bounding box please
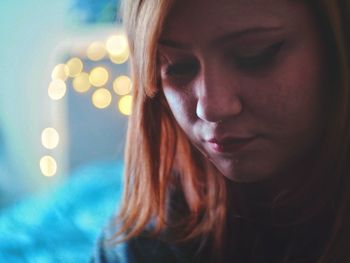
[0,0,127,207]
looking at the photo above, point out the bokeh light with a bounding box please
[113,75,132,95]
[48,79,66,100]
[118,95,133,116]
[66,57,83,77]
[89,67,109,87]
[51,64,69,81]
[41,128,59,150]
[109,48,129,64]
[106,35,129,56]
[92,88,112,109]
[73,72,91,93]
[87,42,107,61]
[40,155,57,177]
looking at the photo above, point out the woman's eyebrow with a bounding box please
[158,26,283,50]
[211,26,283,47]
[158,39,190,50]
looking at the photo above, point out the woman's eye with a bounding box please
[165,61,199,77]
[234,42,284,71]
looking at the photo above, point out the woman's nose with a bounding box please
[195,64,243,123]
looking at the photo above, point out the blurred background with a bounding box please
[0,0,130,261]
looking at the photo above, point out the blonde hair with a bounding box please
[115,0,350,261]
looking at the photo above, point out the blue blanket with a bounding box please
[0,161,123,263]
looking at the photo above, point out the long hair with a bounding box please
[314,1,350,262]
[115,0,350,261]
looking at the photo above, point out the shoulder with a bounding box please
[91,220,192,263]
[90,223,127,263]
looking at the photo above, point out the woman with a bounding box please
[93,0,350,262]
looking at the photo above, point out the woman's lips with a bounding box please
[207,137,255,153]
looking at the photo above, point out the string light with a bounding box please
[113,75,132,95]
[89,67,109,87]
[106,35,129,56]
[73,72,91,93]
[40,155,57,177]
[87,42,107,61]
[118,95,132,115]
[48,79,66,100]
[66,57,83,77]
[92,88,112,109]
[41,127,59,149]
[51,64,69,81]
[109,48,129,64]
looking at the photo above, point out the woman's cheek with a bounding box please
[163,85,197,122]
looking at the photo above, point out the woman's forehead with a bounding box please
[161,0,311,45]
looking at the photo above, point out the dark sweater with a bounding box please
[91,211,333,263]
[92,180,335,263]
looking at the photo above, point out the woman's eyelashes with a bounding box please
[233,41,284,71]
[161,41,284,81]
[165,60,199,77]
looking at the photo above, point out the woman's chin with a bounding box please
[213,158,277,183]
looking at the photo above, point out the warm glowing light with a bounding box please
[48,79,66,100]
[92,88,112,109]
[41,128,59,149]
[113,75,132,95]
[51,64,69,81]
[89,67,109,87]
[109,48,129,64]
[87,42,107,61]
[118,95,133,115]
[66,57,83,77]
[106,35,129,56]
[73,72,91,93]
[40,155,57,177]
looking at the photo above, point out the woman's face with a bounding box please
[158,0,329,182]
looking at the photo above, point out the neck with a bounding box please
[228,145,336,226]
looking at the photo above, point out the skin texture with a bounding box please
[158,0,329,183]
